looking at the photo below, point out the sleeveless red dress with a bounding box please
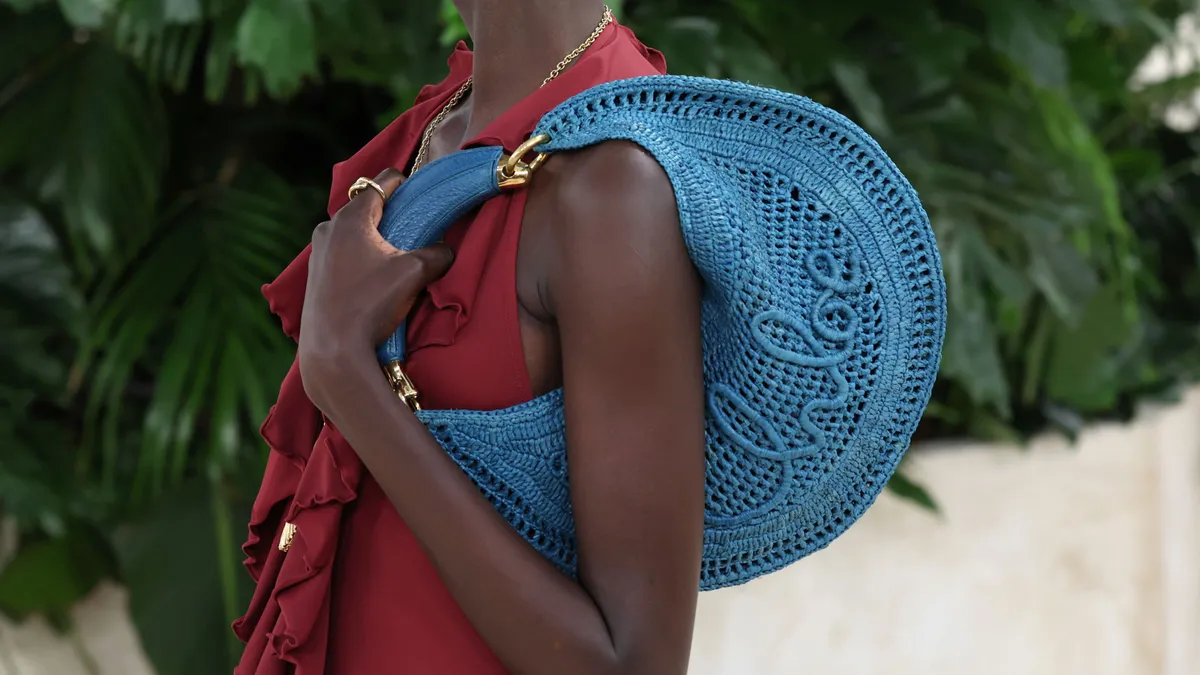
[233,23,666,675]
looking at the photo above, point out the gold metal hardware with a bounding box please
[384,361,421,412]
[348,176,386,202]
[278,522,297,552]
[497,134,551,189]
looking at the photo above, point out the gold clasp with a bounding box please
[278,522,297,552]
[384,361,421,412]
[497,134,551,189]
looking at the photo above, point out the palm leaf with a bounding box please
[0,193,86,531]
[81,164,305,502]
[0,37,164,275]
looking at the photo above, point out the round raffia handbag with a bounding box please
[372,75,946,590]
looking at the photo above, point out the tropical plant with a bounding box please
[0,0,1197,672]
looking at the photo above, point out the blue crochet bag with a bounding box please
[375,75,946,590]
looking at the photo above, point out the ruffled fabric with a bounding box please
[265,432,361,662]
[235,20,667,675]
[234,40,482,674]
[259,250,311,343]
[233,359,352,674]
[402,199,496,355]
[237,360,313,591]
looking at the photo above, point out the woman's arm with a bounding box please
[300,144,706,675]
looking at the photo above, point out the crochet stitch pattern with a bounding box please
[411,75,946,590]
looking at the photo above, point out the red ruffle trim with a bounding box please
[232,357,364,674]
[260,246,311,343]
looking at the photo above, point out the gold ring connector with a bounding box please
[497,134,551,189]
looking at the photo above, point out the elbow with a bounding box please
[598,643,690,675]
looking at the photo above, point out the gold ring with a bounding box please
[496,134,552,189]
[503,134,551,178]
[348,177,387,202]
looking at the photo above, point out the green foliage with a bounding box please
[886,468,941,515]
[112,480,250,673]
[0,523,114,628]
[1,0,1199,671]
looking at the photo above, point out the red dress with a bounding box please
[233,22,666,675]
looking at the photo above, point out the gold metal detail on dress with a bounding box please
[278,522,297,552]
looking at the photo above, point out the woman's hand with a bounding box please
[297,167,454,415]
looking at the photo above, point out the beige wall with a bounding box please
[3,387,1198,675]
[691,387,1200,675]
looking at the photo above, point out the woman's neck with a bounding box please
[451,0,608,140]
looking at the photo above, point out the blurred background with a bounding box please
[1,0,1199,673]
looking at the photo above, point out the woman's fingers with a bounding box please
[371,167,405,200]
[392,244,455,293]
[339,167,406,228]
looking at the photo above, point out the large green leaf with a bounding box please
[0,5,69,85]
[438,0,467,46]
[938,217,1013,416]
[831,59,892,136]
[0,524,115,626]
[0,192,89,533]
[55,0,109,28]
[886,468,940,514]
[235,0,318,97]
[982,0,1069,88]
[114,6,206,93]
[2,0,52,11]
[1066,0,1138,26]
[316,0,446,105]
[1024,227,1100,323]
[1045,284,1139,411]
[81,165,303,500]
[719,29,791,91]
[0,195,78,390]
[637,16,721,77]
[0,41,164,270]
[113,479,247,675]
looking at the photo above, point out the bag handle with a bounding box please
[374,137,551,365]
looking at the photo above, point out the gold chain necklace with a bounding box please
[411,5,613,173]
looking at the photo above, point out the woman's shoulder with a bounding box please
[542,141,677,239]
[525,141,688,316]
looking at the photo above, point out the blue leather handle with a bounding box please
[376,145,506,365]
